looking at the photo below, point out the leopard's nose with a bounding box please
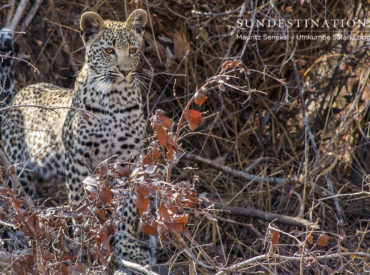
[120,70,130,76]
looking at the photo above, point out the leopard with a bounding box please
[1,9,151,268]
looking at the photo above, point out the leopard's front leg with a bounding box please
[64,150,91,207]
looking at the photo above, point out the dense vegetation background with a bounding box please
[0,0,369,274]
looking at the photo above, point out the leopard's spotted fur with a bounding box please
[1,10,150,267]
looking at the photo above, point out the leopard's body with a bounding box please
[1,10,150,267]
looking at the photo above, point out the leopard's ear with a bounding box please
[126,9,147,33]
[80,12,104,44]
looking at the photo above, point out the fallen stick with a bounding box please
[211,203,320,229]
[215,252,370,275]
[184,153,295,184]
[120,259,159,275]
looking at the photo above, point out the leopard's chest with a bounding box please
[76,92,144,167]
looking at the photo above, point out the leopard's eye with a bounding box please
[104,47,114,54]
[129,47,138,55]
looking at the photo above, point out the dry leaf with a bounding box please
[136,184,149,197]
[194,90,207,106]
[142,221,158,235]
[100,187,113,205]
[173,31,190,58]
[155,127,169,147]
[136,196,150,212]
[271,231,280,245]
[307,234,314,245]
[93,208,106,221]
[113,163,130,177]
[286,6,294,13]
[143,153,155,166]
[158,204,171,219]
[173,213,189,224]
[184,109,203,131]
[318,233,329,247]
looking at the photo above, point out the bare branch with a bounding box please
[184,153,293,184]
[20,0,42,32]
[120,259,159,275]
[4,0,16,27]
[215,252,370,275]
[9,0,29,32]
[211,203,320,229]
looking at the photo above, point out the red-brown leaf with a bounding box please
[158,204,171,219]
[136,196,150,213]
[166,144,175,160]
[100,231,111,259]
[307,234,314,245]
[136,184,149,197]
[67,263,87,274]
[82,113,89,121]
[151,109,172,128]
[165,222,185,233]
[93,207,106,221]
[142,153,155,166]
[271,231,280,245]
[152,143,161,161]
[318,233,329,247]
[113,163,130,177]
[184,109,203,131]
[100,187,113,205]
[141,221,158,235]
[173,213,189,224]
[194,90,207,106]
[155,127,169,147]
[9,165,16,175]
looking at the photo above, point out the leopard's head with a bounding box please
[80,9,147,85]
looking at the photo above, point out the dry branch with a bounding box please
[184,153,293,184]
[215,252,370,275]
[211,203,319,229]
[119,259,159,275]
[8,0,29,31]
[20,0,42,31]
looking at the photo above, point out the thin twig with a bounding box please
[0,219,17,229]
[183,248,215,270]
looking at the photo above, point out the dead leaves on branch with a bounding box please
[129,165,199,238]
[140,60,250,238]
[150,109,177,160]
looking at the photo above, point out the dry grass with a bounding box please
[1,0,369,274]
